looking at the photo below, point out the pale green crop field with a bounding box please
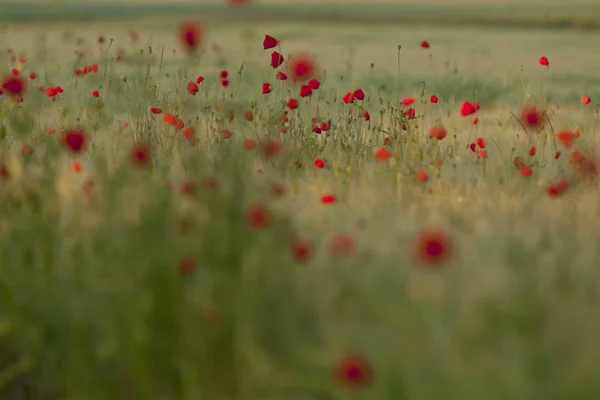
[1,13,600,400]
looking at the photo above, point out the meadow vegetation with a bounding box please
[1,4,600,399]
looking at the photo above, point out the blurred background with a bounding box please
[1,0,599,30]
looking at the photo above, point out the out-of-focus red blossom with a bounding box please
[416,170,428,182]
[468,143,476,152]
[1,75,26,97]
[472,117,479,125]
[244,110,253,121]
[262,82,272,94]
[429,125,447,140]
[246,205,271,229]
[555,151,561,159]
[330,234,355,256]
[581,95,591,105]
[570,150,585,164]
[557,130,577,148]
[271,51,284,68]
[243,138,256,149]
[513,156,525,170]
[163,113,177,125]
[575,156,598,183]
[263,34,279,49]
[529,146,536,156]
[520,166,533,177]
[401,96,415,107]
[186,81,199,95]
[520,106,544,130]
[178,256,197,276]
[415,228,453,266]
[476,138,485,148]
[196,75,204,83]
[182,127,193,139]
[221,79,230,88]
[308,78,321,90]
[150,107,162,114]
[363,111,370,121]
[353,89,365,100]
[539,56,549,67]
[276,71,287,80]
[334,354,372,388]
[546,178,569,197]
[130,143,152,167]
[220,70,229,79]
[430,94,438,103]
[375,147,391,161]
[314,158,325,168]
[420,40,430,48]
[290,236,312,262]
[477,150,488,159]
[403,108,416,119]
[288,53,316,83]
[261,138,282,158]
[178,21,203,53]
[92,90,99,97]
[343,92,355,104]
[321,194,336,205]
[62,128,87,154]
[0,164,9,180]
[286,98,299,109]
[29,71,37,80]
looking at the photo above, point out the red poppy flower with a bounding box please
[343,92,355,104]
[581,95,591,105]
[415,228,452,266]
[375,147,391,161]
[263,34,279,49]
[286,98,299,109]
[271,51,284,68]
[299,85,312,97]
[546,178,568,197]
[276,71,287,80]
[1,75,26,97]
[539,56,549,67]
[308,78,321,90]
[460,101,477,117]
[262,82,272,94]
[246,205,271,229]
[314,158,325,168]
[288,53,316,83]
[520,106,544,130]
[429,125,447,140]
[430,94,438,103]
[420,40,430,48]
[178,21,203,53]
[290,237,312,262]
[186,81,199,95]
[62,128,86,154]
[130,143,151,167]
[330,234,355,256]
[557,130,577,148]
[335,354,372,388]
[321,194,336,204]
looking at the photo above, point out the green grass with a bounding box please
[1,18,600,399]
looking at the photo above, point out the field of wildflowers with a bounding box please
[1,1,600,398]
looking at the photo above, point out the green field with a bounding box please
[1,4,600,400]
